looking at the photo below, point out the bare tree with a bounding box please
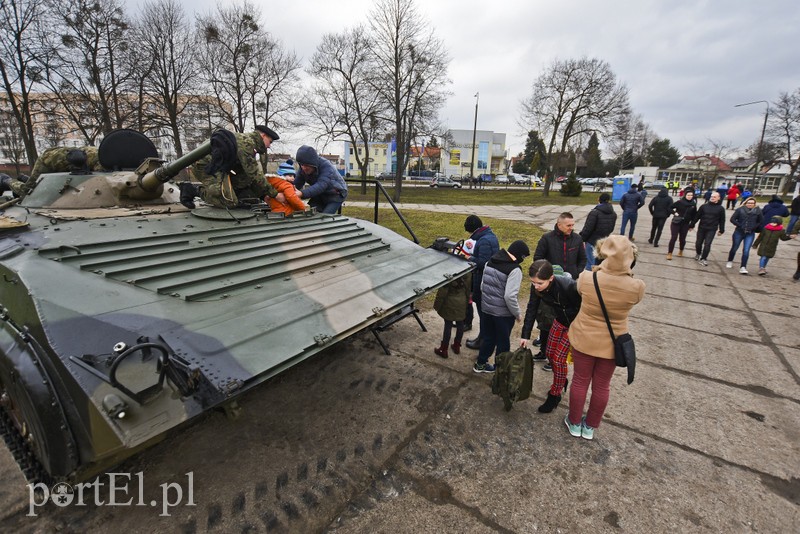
[133,0,198,156]
[0,0,43,165]
[768,89,800,194]
[196,1,266,133]
[367,0,450,201]
[606,110,655,169]
[37,0,135,143]
[248,40,301,133]
[307,27,388,194]
[520,57,630,196]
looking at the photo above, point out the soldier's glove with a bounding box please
[178,182,198,209]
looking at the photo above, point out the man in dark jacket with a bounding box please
[760,195,789,223]
[534,212,587,279]
[579,193,617,271]
[295,145,348,214]
[648,187,674,247]
[532,212,586,369]
[619,186,645,240]
[464,215,500,350]
[691,191,726,266]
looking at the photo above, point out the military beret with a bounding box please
[255,125,280,141]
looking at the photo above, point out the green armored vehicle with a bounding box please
[0,130,472,484]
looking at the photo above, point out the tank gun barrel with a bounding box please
[139,140,211,191]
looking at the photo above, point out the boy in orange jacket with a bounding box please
[266,160,306,215]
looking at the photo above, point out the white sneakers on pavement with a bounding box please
[726,262,733,269]
[739,266,748,275]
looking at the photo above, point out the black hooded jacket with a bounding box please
[649,189,674,218]
[579,202,617,246]
[534,225,587,279]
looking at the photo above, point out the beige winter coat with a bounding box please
[569,235,646,359]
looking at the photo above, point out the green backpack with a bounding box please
[491,347,534,411]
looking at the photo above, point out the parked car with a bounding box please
[556,176,568,183]
[430,176,462,188]
[495,175,510,184]
[449,174,462,182]
[376,172,394,180]
[581,177,613,187]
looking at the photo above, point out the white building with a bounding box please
[440,129,507,178]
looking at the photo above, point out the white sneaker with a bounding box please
[726,262,733,269]
[739,266,748,275]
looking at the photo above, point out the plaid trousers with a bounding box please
[545,319,570,396]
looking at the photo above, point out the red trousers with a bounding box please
[567,347,617,428]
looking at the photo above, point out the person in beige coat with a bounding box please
[564,235,646,440]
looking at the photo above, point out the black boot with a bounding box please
[537,393,562,413]
[179,182,199,209]
[465,336,481,350]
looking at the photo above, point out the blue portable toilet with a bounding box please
[612,175,633,201]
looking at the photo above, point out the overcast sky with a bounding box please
[136,0,799,159]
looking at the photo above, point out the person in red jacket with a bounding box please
[725,183,741,210]
[266,160,307,215]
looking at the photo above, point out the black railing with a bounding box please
[343,179,420,244]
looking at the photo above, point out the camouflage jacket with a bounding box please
[232,132,263,180]
[30,146,101,180]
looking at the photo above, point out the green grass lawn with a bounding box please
[342,206,544,308]
[344,182,603,206]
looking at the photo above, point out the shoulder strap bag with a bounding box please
[592,272,636,384]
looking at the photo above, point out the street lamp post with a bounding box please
[735,100,770,194]
[469,92,479,190]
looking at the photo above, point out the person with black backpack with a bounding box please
[520,260,581,413]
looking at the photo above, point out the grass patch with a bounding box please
[342,206,544,308]
[344,182,602,206]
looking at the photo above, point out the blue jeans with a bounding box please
[584,242,595,271]
[759,256,770,269]
[477,314,515,365]
[727,229,755,267]
[620,211,638,238]
[315,198,344,214]
[787,214,799,235]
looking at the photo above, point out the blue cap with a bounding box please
[277,161,295,176]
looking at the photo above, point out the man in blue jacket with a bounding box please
[463,215,500,350]
[619,186,645,240]
[295,145,348,214]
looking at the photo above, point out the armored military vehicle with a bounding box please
[0,130,472,484]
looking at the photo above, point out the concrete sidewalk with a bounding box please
[343,198,800,530]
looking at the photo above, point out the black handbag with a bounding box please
[592,272,636,384]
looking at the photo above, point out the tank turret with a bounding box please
[20,131,210,210]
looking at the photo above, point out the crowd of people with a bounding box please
[432,185,798,440]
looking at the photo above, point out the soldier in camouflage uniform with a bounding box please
[186,126,282,209]
[3,147,102,198]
